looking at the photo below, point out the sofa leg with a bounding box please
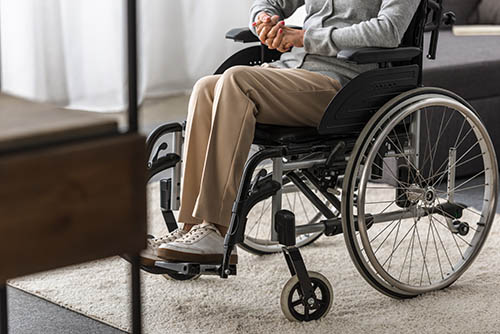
[0,284,7,334]
[131,254,142,334]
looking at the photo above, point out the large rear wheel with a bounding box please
[342,88,498,298]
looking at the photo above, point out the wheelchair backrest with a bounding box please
[318,0,438,136]
[401,0,428,49]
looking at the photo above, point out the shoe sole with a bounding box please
[157,248,238,264]
[140,253,163,267]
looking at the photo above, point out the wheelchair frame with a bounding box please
[141,0,498,321]
[148,0,434,273]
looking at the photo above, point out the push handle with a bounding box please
[425,0,455,60]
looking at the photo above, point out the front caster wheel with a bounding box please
[163,273,201,281]
[280,271,333,322]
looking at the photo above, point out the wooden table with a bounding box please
[0,94,147,333]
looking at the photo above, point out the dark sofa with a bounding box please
[422,0,500,167]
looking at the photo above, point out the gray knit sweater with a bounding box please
[250,0,420,85]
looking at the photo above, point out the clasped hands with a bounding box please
[252,12,304,53]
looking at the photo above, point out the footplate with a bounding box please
[155,261,237,276]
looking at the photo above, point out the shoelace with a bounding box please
[178,223,219,244]
[148,230,185,248]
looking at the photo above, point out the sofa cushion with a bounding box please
[477,0,500,24]
[423,30,500,101]
[442,0,481,24]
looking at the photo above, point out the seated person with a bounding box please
[141,0,420,265]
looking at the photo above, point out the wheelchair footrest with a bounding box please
[155,261,237,276]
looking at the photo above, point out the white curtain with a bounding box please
[0,0,305,111]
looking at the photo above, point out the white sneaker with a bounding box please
[157,222,238,264]
[140,228,186,266]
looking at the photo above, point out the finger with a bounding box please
[256,21,270,35]
[277,45,288,53]
[258,12,271,22]
[259,25,272,43]
[272,28,284,49]
[267,20,284,40]
[277,42,288,53]
[262,14,271,23]
[271,15,281,25]
[278,40,293,53]
[256,23,264,35]
[266,38,275,49]
[254,12,269,29]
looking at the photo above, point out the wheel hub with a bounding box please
[406,185,436,205]
[424,187,436,205]
[406,184,424,203]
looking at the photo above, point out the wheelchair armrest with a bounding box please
[225,26,303,43]
[337,47,422,64]
[226,28,260,43]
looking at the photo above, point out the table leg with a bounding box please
[131,254,142,334]
[0,284,7,334]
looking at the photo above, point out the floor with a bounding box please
[5,95,190,334]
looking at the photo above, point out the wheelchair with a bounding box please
[141,0,498,322]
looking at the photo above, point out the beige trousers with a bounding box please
[178,65,341,228]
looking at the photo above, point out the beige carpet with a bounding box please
[9,185,500,334]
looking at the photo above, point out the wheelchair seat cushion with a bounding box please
[253,123,323,146]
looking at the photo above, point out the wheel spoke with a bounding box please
[429,214,454,271]
[370,219,397,244]
[432,198,479,232]
[436,182,486,195]
[397,221,416,281]
[384,135,425,186]
[420,108,435,177]
[373,219,400,255]
[293,192,297,212]
[432,215,468,256]
[250,200,272,237]
[383,222,416,269]
[285,192,293,210]
[407,222,416,284]
[423,129,479,188]
[429,108,454,178]
[448,169,486,196]
[387,217,403,272]
[372,157,409,190]
[430,141,481,189]
[429,215,445,279]
[256,202,272,238]
[414,222,432,285]
[298,193,311,223]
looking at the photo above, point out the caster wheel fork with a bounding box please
[276,210,333,321]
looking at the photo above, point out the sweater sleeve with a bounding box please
[249,0,305,34]
[304,0,421,56]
